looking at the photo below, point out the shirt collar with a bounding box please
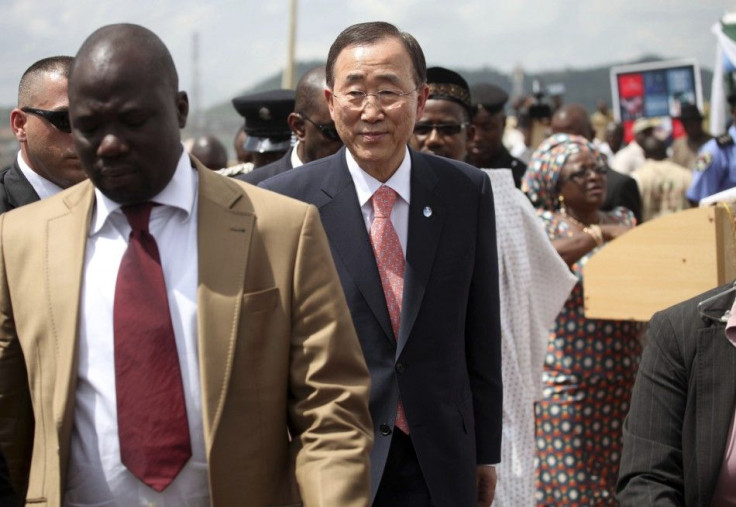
[16,151,64,199]
[90,146,197,235]
[290,141,303,168]
[345,145,411,207]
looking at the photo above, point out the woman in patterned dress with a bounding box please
[522,133,643,505]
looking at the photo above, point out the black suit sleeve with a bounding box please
[467,172,503,464]
[0,448,16,506]
[617,310,687,506]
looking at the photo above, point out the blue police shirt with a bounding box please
[686,125,736,203]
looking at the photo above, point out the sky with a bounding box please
[1,0,731,109]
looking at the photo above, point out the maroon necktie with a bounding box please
[369,186,410,434]
[113,202,191,492]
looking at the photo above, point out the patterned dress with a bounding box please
[534,208,642,506]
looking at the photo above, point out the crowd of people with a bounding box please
[0,18,733,507]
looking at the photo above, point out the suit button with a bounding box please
[396,362,405,373]
[379,423,392,436]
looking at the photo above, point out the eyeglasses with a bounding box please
[298,114,341,141]
[332,86,420,110]
[21,107,71,133]
[561,164,608,183]
[413,122,467,137]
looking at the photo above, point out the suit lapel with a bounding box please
[195,163,254,451]
[695,292,736,504]
[7,161,40,209]
[318,155,395,346]
[397,152,444,357]
[48,182,95,479]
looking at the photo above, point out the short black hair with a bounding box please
[18,56,74,106]
[325,21,426,89]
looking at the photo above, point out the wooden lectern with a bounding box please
[584,205,736,322]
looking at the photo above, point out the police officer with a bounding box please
[223,89,295,177]
[686,91,736,204]
[468,83,527,187]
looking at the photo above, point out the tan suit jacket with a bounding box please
[0,161,373,506]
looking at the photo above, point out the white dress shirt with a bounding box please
[16,151,63,200]
[345,146,411,255]
[290,141,304,169]
[65,148,210,506]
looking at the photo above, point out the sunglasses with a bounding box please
[413,122,467,136]
[21,107,71,133]
[561,164,608,183]
[299,114,341,141]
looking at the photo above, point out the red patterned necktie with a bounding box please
[113,202,191,492]
[369,185,410,434]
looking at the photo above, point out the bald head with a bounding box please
[71,24,178,96]
[295,66,327,116]
[551,103,594,141]
[68,23,188,205]
[641,136,667,161]
[190,135,228,170]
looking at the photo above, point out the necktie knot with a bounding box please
[122,202,154,233]
[372,185,398,219]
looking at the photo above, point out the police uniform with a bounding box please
[484,147,527,189]
[220,89,295,177]
[685,125,736,203]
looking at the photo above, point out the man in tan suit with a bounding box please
[0,23,373,506]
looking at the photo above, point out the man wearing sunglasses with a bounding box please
[412,66,474,162]
[239,66,343,185]
[3,56,86,212]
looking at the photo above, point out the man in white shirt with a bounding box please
[2,56,86,212]
[0,23,372,507]
[263,21,502,507]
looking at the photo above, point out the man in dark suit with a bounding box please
[239,66,343,185]
[262,21,502,507]
[2,56,86,212]
[468,83,527,188]
[0,450,15,504]
[617,283,736,505]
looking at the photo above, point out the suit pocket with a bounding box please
[242,287,279,314]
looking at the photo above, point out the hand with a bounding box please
[600,223,633,242]
[476,465,497,506]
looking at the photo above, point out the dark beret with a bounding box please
[470,83,509,114]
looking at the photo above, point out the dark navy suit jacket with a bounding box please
[618,283,736,506]
[261,147,502,506]
[236,147,294,186]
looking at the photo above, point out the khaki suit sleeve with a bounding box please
[0,213,33,501]
[287,205,373,507]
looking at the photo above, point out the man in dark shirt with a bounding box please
[468,83,527,187]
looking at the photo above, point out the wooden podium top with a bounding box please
[583,205,736,322]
